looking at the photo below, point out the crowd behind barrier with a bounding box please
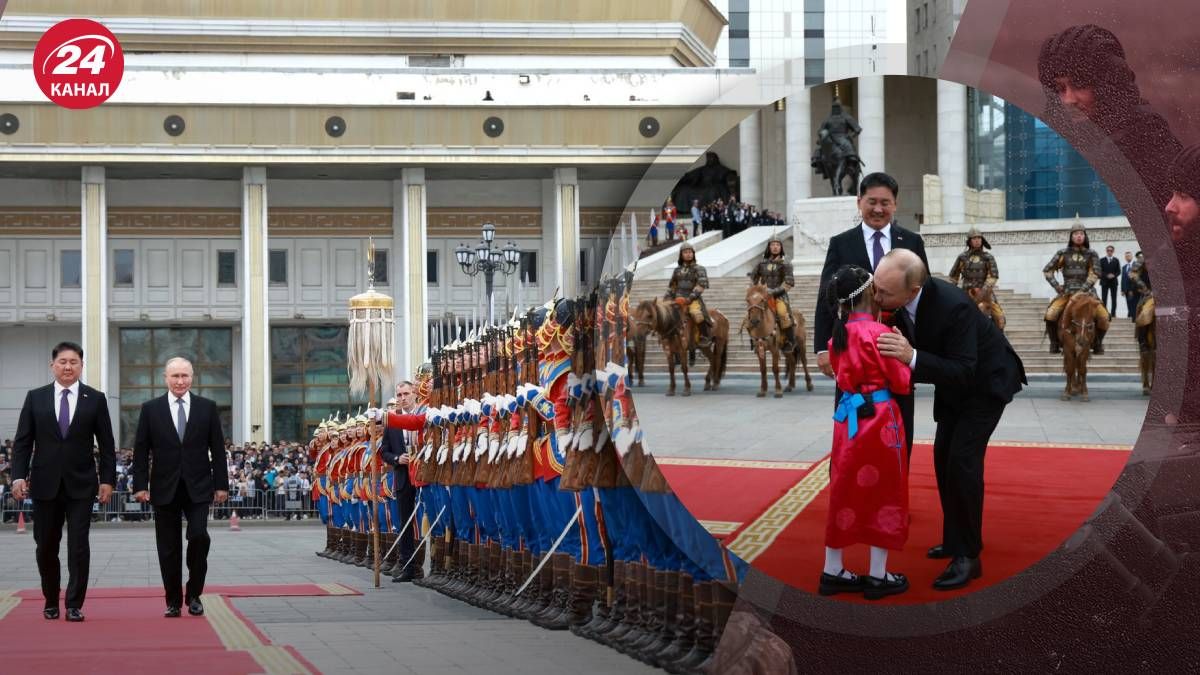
[0,440,321,523]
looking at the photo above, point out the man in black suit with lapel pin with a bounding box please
[814,172,929,457]
[133,357,229,618]
[874,249,1026,591]
[11,341,117,622]
[380,381,419,582]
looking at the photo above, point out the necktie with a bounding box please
[176,397,187,441]
[894,306,915,342]
[59,389,70,437]
[871,231,885,271]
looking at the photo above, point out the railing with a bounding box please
[0,489,322,524]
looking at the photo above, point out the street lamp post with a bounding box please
[455,221,521,324]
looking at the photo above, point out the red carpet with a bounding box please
[657,457,819,540]
[0,584,356,674]
[663,443,1130,605]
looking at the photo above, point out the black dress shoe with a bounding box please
[391,569,417,583]
[43,607,60,620]
[164,605,182,618]
[65,608,84,622]
[927,545,951,559]
[187,599,205,616]
[817,569,865,596]
[933,556,982,591]
[863,573,909,600]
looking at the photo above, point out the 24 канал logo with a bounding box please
[33,18,124,109]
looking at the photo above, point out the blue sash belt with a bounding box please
[833,389,892,439]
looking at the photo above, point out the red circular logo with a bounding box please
[32,19,124,110]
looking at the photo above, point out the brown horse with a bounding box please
[967,285,1005,333]
[626,315,648,387]
[1136,299,1155,396]
[633,298,729,396]
[1058,292,1101,402]
[743,284,813,398]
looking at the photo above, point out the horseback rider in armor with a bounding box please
[665,242,713,349]
[819,97,860,160]
[1042,219,1110,354]
[948,226,1004,326]
[1129,252,1154,351]
[750,235,798,351]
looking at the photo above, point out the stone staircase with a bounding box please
[631,274,1141,375]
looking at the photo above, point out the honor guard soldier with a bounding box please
[749,235,798,351]
[665,242,713,348]
[1043,219,1110,354]
[948,226,1004,327]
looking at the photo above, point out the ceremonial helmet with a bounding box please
[676,241,697,265]
[965,226,992,250]
[762,230,786,258]
[1068,214,1090,248]
[831,96,844,114]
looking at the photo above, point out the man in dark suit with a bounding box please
[1099,245,1121,317]
[875,249,1026,591]
[11,341,116,622]
[133,357,229,618]
[1120,250,1137,321]
[381,381,419,582]
[814,172,928,457]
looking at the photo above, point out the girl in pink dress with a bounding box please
[818,265,912,600]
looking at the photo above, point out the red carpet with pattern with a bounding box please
[662,443,1131,604]
[0,584,357,675]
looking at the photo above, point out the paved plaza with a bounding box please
[635,374,1149,462]
[0,525,655,675]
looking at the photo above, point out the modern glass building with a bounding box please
[967,88,1123,220]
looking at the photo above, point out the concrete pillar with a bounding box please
[240,167,270,443]
[785,89,812,225]
[737,111,762,206]
[80,166,107,391]
[396,168,427,378]
[554,168,580,299]
[938,80,968,224]
[856,76,886,182]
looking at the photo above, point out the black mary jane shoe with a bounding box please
[164,605,182,618]
[65,608,85,622]
[818,569,866,596]
[863,572,909,600]
[43,607,60,620]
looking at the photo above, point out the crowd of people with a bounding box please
[0,437,321,522]
[647,196,785,247]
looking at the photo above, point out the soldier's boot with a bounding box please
[461,542,483,602]
[356,531,374,568]
[572,561,614,639]
[621,566,664,657]
[482,543,509,608]
[517,553,556,621]
[338,531,356,564]
[491,548,520,616]
[317,526,332,558]
[640,570,682,667]
[603,561,645,647]
[1046,320,1062,354]
[531,553,574,629]
[414,537,443,588]
[696,320,713,350]
[653,573,697,667]
[380,533,398,575]
[690,582,738,674]
[452,541,478,599]
[472,541,501,607]
[565,564,600,629]
[506,551,537,618]
[331,530,348,562]
[438,541,468,598]
[1093,326,1107,355]
[408,539,426,581]
[664,582,714,675]
[589,560,628,640]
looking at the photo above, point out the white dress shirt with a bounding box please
[903,287,923,370]
[170,390,192,423]
[862,222,893,270]
[53,380,81,425]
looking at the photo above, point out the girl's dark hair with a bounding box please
[825,264,872,354]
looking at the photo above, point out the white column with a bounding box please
[80,166,107,393]
[240,167,270,444]
[785,89,812,225]
[938,80,968,225]
[554,168,580,299]
[396,168,427,378]
[856,76,886,181]
[738,111,762,206]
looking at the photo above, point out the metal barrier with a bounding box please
[0,489,321,523]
